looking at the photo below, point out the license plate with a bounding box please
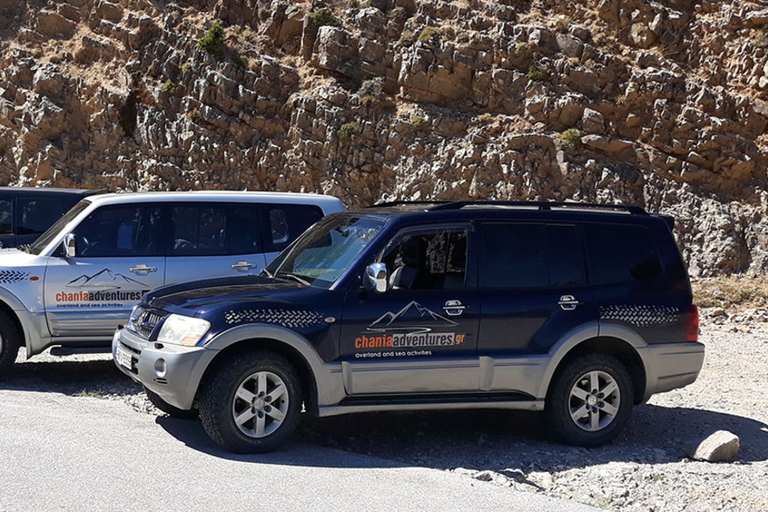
[115,346,133,370]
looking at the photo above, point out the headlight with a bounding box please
[157,314,211,346]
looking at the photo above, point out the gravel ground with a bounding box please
[5,323,767,512]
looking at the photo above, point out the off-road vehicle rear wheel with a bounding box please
[545,353,634,447]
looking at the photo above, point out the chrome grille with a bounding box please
[127,307,164,339]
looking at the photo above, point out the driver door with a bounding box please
[340,224,482,395]
[44,204,165,339]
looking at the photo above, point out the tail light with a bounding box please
[685,304,699,342]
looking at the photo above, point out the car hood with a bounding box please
[146,275,305,312]
[0,248,47,267]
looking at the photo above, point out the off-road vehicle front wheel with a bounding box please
[0,312,21,378]
[198,350,302,453]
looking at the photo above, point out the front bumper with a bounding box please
[112,328,216,410]
[638,341,705,402]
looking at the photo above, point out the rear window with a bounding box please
[0,199,12,235]
[17,197,69,235]
[478,223,585,289]
[584,223,662,285]
[261,204,323,253]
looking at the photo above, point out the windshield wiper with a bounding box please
[259,268,273,278]
[278,273,311,286]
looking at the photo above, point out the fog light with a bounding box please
[154,358,167,378]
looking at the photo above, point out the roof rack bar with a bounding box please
[427,201,648,215]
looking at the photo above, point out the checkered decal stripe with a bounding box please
[0,270,30,283]
[225,308,325,328]
[600,305,679,327]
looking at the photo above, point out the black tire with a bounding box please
[545,353,634,447]
[0,311,22,378]
[198,350,302,453]
[144,386,199,420]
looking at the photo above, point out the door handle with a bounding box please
[558,295,582,311]
[130,264,157,275]
[231,261,257,272]
[443,300,466,317]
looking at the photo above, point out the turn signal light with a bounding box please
[686,304,699,342]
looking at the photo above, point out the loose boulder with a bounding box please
[687,430,740,462]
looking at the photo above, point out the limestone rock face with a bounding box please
[1,0,768,276]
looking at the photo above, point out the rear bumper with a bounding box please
[638,341,705,401]
[112,328,215,410]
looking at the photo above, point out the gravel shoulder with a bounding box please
[4,326,767,512]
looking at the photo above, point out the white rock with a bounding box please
[688,430,740,462]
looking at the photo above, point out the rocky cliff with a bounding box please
[1,0,768,275]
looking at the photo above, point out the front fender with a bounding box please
[204,323,345,407]
[0,287,51,356]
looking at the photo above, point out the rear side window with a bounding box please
[585,223,662,285]
[0,199,12,235]
[479,223,585,289]
[262,204,323,253]
[170,204,261,256]
[17,197,68,235]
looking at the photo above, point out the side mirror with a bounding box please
[366,263,388,293]
[63,233,76,258]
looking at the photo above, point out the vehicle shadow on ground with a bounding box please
[0,358,142,396]
[154,415,413,469]
[156,404,768,471]
[294,405,768,472]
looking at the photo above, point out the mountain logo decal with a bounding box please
[367,301,458,333]
[65,268,147,290]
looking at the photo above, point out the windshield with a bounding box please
[266,215,386,289]
[27,199,91,255]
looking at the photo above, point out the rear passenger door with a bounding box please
[477,223,596,360]
[164,203,267,285]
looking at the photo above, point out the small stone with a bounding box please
[711,307,726,317]
[472,470,495,482]
[687,430,740,462]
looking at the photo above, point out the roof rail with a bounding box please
[367,201,450,208]
[427,201,648,215]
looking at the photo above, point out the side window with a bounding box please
[262,204,324,253]
[546,224,586,287]
[585,223,662,284]
[74,205,162,257]
[0,199,12,235]
[170,204,261,256]
[478,223,585,289]
[479,224,547,289]
[17,198,67,235]
[382,228,468,290]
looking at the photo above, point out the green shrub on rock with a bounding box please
[337,122,359,141]
[560,129,582,151]
[198,22,226,57]
[308,8,340,29]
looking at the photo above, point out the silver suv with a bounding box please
[0,191,343,375]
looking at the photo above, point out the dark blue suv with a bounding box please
[113,201,704,453]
